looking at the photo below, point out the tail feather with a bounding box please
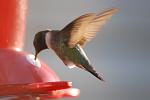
[84,65,104,81]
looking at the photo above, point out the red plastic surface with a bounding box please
[0,49,79,99]
[0,0,27,49]
[0,82,72,96]
[0,49,60,84]
[0,81,79,99]
[0,0,79,99]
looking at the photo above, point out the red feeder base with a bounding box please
[0,49,79,99]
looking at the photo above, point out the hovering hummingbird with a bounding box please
[33,8,118,81]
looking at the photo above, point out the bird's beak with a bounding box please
[34,51,38,60]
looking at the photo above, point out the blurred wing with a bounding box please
[61,8,118,48]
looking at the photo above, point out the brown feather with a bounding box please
[61,8,118,48]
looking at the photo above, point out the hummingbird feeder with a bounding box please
[0,0,79,99]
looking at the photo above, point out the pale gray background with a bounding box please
[25,0,150,100]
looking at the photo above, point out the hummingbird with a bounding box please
[33,8,118,81]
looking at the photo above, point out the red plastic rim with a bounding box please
[0,81,80,99]
[0,81,72,96]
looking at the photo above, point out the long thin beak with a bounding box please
[34,51,38,60]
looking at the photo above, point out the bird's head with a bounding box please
[33,30,50,60]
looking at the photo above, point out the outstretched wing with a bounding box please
[60,8,118,48]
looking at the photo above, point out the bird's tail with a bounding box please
[84,65,104,81]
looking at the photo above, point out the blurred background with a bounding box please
[24,0,150,100]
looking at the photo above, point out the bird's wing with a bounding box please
[60,8,118,48]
